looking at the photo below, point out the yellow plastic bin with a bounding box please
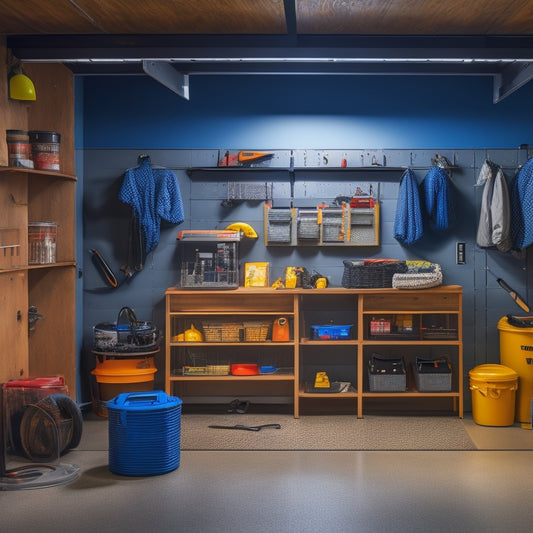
[469,364,518,426]
[498,316,533,424]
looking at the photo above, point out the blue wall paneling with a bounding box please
[81,147,530,410]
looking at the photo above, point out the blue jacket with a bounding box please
[119,157,185,253]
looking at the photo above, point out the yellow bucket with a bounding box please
[497,316,533,423]
[469,364,518,426]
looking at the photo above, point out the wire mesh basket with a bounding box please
[342,260,408,288]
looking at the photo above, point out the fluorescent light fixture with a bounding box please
[26,57,530,64]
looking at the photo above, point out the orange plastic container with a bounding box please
[231,364,259,375]
[91,358,157,417]
[91,358,156,384]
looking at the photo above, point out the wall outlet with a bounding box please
[456,242,466,264]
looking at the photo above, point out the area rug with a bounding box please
[180,414,477,451]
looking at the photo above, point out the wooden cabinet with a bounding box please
[0,53,77,396]
[165,286,463,418]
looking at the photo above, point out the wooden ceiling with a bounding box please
[2,0,533,36]
[3,1,533,102]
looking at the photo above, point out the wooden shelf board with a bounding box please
[0,166,77,182]
[170,374,294,381]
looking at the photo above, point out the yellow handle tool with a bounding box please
[488,268,530,313]
[237,151,273,163]
[497,278,530,313]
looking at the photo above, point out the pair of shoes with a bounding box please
[228,399,250,414]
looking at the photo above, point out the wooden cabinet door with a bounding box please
[0,271,28,382]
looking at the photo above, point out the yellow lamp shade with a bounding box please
[9,73,36,101]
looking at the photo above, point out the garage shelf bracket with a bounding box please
[142,60,189,100]
[493,62,533,103]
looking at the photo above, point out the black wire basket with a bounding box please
[342,260,408,288]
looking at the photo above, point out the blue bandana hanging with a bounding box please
[119,156,185,253]
[510,156,533,250]
[421,165,455,232]
[393,168,424,245]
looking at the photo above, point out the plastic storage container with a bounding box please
[6,129,33,168]
[2,376,69,455]
[368,354,406,392]
[91,357,157,417]
[107,391,182,476]
[310,324,353,340]
[497,316,533,424]
[28,222,58,264]
[469,364,518,426]
[414,357,452,392]
[29,130,61,171]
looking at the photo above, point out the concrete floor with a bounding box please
[2,415,533,533]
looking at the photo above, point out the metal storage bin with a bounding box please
[177,230,240,289]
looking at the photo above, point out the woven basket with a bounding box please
[243,321,271,342]
[202,322,242,342]
[342,260,408,288]
[392,262,443,289]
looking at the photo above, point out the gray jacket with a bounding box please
[476,160,512,252]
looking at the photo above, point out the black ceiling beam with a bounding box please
[8,33,533,61]
[283,0,298,38]
[9,32,533,102]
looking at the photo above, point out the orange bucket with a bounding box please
[91,358,157,417]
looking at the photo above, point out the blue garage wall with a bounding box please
[78,74,533,408]
[81,74,533,149]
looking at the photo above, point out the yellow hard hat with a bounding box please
[9,73,36,101]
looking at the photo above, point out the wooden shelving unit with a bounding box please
[0,52,77,396]
[165,286,463,418]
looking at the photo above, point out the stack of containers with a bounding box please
[5,130,61,171]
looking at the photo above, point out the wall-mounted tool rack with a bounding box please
[264,203,380,247]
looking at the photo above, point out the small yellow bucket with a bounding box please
[469,364,518,426]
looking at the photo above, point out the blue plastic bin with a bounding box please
[107,391,182,476]
[310,324,353,340]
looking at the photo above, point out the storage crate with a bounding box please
[368,314,419,340]
[342,259,408,288]
[202,322,242,342]
[177,232,239,289]
[310,324,353,340]
[414,357,452,392]
[368,354,406,392]
[243,321,271,342]
[206,364,231,375]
